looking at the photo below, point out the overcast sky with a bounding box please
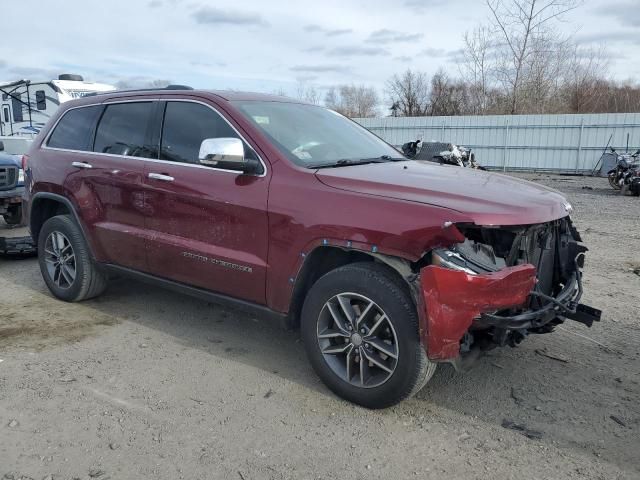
[1,0,638,99]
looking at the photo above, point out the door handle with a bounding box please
[148,172,175,182]
[71,161,92,169]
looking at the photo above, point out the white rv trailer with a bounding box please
[0,74,115,137]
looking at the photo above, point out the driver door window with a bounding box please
[160,102,240,164]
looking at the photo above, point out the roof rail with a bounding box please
[85,84,194,97]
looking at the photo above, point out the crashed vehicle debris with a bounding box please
[24,88,601,409]
[422,219,599,362]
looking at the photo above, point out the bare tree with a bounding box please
[385,69,430,116]
[272,87,288,97]
[518,35,572,113]
[460,26,493,114]
[325,84,379,118]
[429,69,469,116]
[486,0,582,114]
[561,45,609,113]
[295,80,321,105]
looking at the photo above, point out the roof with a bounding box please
[75,87,302,103]
[203,90,296,102]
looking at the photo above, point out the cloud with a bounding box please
[303,46,325,53]
[191,7,268,26]
[115,77,173,89]
[148,0,183,8]
[326,29,352,37]
[418,47,464,62]
[1,64,61,80]
[190,60,228,68]
[404,0,447,12]
[576,30,640,46]
[290,64,351,74]
[592,2,640,28]
[393,55,413,62]
[294,74,319,82]
[326,46,390,57]
[367,29,423,44]
[303,24,353,36]
[419,47,447,57]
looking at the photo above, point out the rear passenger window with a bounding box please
[160,102,241,164]
[47,106,103,151]
[93,102,154,157]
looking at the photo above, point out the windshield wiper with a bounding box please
[379,155,406,161]
[309,155,404,169]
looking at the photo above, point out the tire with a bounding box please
[2,205,22,225]
[301,262,436,409]
[37,215,107,302]
[608,173,621,190]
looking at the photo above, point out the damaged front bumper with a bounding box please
[476,271,600,329]
[418,220,602,361]
[420,264,533,360]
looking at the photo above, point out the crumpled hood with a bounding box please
[315,161,571,226]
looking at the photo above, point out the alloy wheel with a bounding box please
[316,292,399,388]
[43,231,77,289]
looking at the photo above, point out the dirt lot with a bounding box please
[1,173,639,480]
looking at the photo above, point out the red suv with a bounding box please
[24,87,601,408]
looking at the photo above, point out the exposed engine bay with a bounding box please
[420,217,602,361]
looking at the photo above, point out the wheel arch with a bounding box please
[287,245,417,329]
[29,193,91,255]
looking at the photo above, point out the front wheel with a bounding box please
[301,262,436,408]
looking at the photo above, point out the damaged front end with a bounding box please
[419,218,602,362]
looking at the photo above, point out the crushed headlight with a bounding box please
[431,248,479,275]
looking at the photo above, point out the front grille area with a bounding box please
[0,166,18,190]
[459,218,575,300]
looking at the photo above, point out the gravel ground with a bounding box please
[0,173,639,480]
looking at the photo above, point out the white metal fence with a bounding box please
[354,113,640,173]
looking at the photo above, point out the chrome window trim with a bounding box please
[41,98,268,178]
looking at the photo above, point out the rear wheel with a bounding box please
[37,215,107,302]
[301,262,436,408]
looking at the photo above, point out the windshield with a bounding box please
[231,101,403,168]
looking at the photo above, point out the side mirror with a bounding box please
[198,137,260,174]
[0,141,4,151]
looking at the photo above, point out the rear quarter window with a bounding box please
[47,105,103,151]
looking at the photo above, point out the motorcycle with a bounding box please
[607,147,640,196]
[401,140,486,170]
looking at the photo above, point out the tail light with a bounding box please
[21,154,29,171]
